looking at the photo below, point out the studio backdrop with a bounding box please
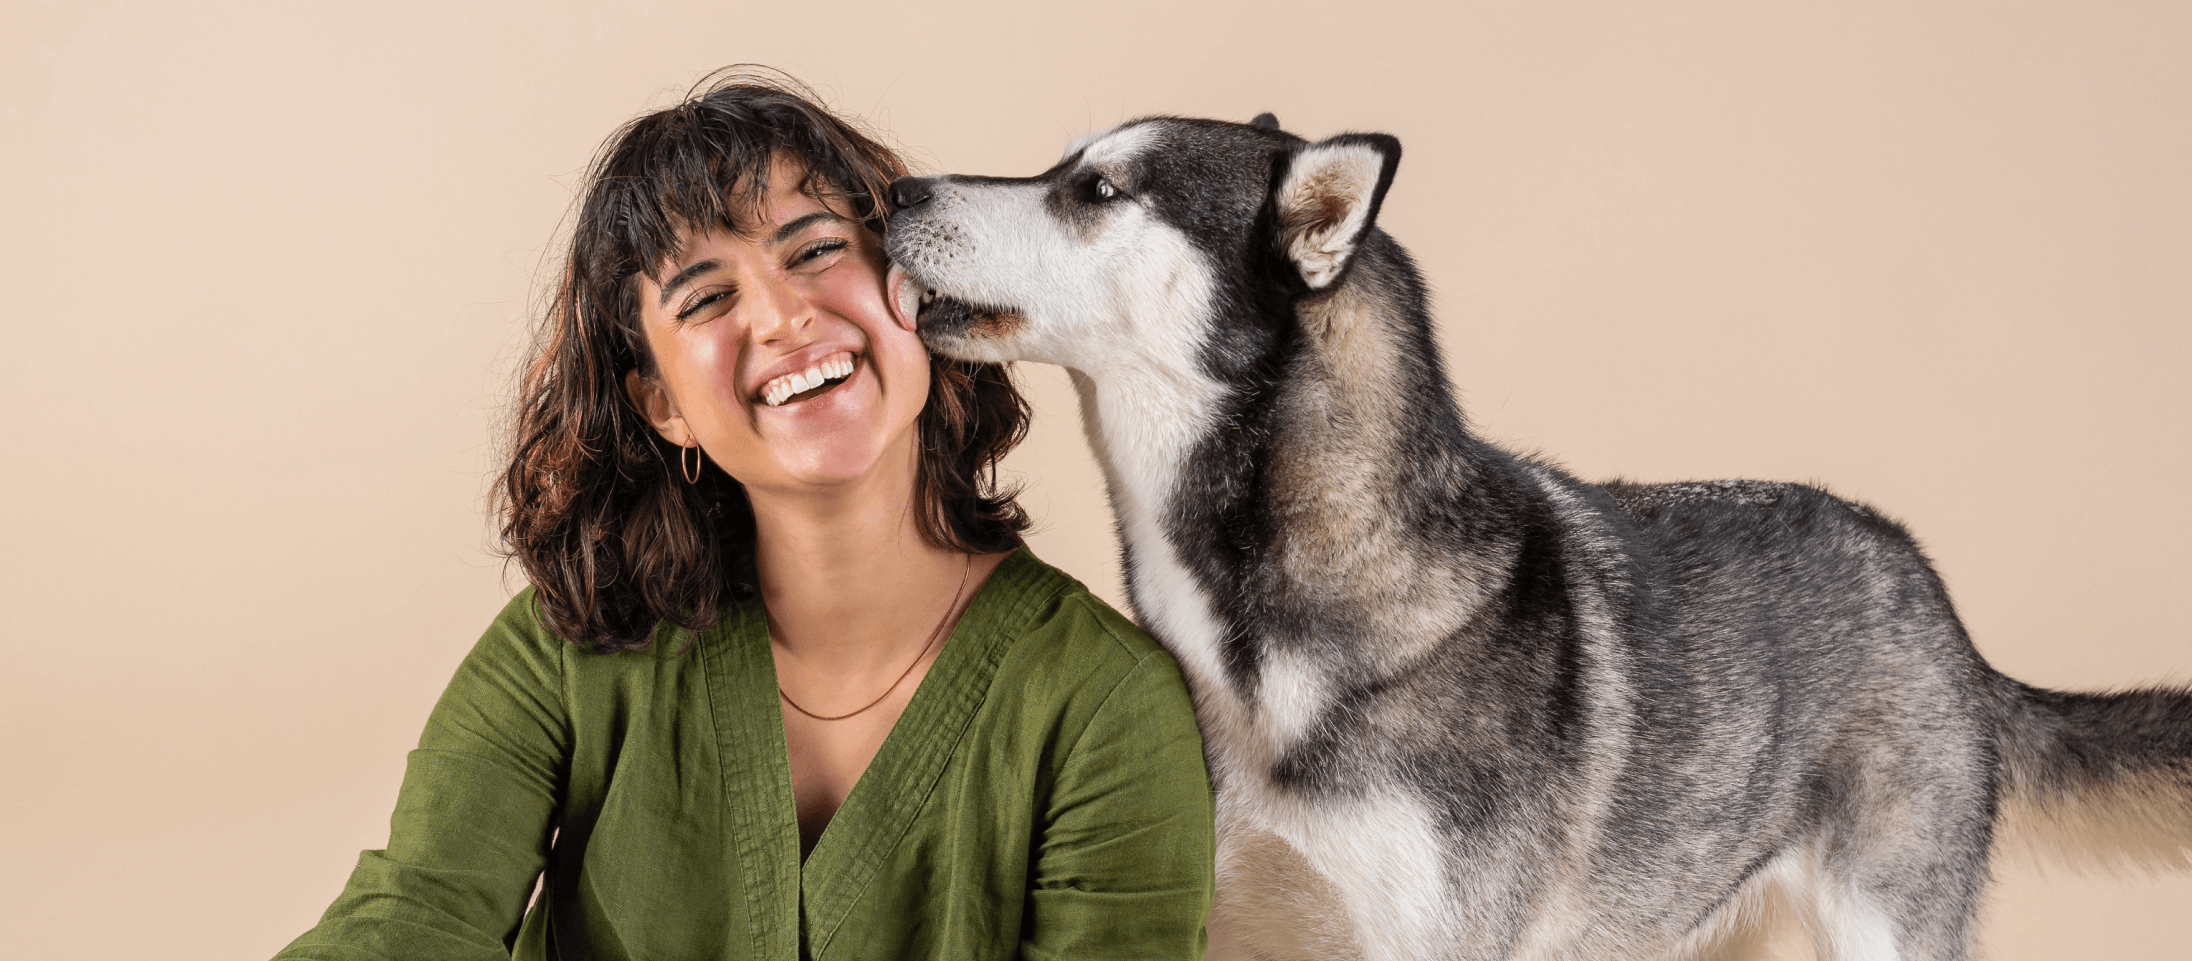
[3,2,2186,958]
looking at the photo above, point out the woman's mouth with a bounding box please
[757,351,858,407]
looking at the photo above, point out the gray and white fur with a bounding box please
[883,115,2192,961]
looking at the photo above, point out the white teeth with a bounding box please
[759,352,857,407]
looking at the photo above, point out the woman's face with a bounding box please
[626,160,928,501]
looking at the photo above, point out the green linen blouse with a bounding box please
[274,549,1215,960]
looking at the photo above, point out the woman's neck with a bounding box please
[747,443,973,676]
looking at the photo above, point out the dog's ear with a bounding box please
[1250,112,1281,130]
[1273,133,1401,290]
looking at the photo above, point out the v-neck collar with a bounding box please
[700,547,1054,960]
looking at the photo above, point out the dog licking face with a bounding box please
[884,117,1395,382]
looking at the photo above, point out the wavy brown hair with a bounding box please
[499,69,1030,652]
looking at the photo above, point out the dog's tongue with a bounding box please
[884,261,1000,338]
[884,262,920,332]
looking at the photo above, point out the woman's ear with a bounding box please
[623,368,692,446]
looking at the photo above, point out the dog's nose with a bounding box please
[889,177,934,210]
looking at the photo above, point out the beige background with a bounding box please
[4,1,2187,958]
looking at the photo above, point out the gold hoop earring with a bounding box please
[682,443,703,484]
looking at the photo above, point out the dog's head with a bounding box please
[883,115,1401,377]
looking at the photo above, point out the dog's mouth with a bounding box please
[894,265,1026,339]
[916,289,1025,337]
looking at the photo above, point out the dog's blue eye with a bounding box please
[1095,177,1117,200]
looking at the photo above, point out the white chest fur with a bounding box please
[1072,369,1458,961]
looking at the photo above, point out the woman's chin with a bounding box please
[748,427,918,497]
[779,453,892,490]
[744,360,925,497]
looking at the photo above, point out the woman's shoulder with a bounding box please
[471,585,701,666]
[458,586,563,666]
[984,549,1168,654]
[975,548,1191,710]
[972,550,1209,801]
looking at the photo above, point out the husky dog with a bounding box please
[882,115,2192,961]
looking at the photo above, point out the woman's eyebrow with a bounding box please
[771,211,846,244]
[653,212,845,307]
[657,259,723,308]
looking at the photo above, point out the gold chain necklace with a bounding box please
[776,553,972,722]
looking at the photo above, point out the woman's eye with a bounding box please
[676,289,732,322]
[797,239,849,265]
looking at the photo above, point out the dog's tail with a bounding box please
[1991,674,2192,873]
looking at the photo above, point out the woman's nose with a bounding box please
[746,273,815,343]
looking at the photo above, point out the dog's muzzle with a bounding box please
[883,178,1026,342]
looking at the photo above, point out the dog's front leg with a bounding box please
[1275,793,1529,961]
[1208,815,1364,961]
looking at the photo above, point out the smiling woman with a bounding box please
[270,70,1215,961]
